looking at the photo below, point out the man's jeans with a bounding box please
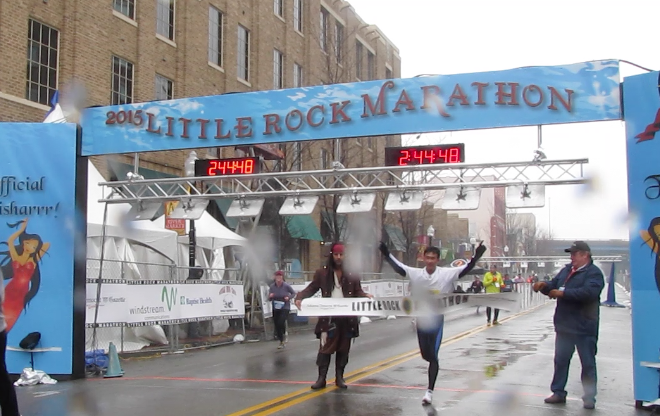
[551,331,598,402]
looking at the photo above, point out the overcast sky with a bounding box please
[347,0,659,241]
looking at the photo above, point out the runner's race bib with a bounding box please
[273,301,285,310]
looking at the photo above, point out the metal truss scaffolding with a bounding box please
[98,158,588,204]
[482,256,623,263]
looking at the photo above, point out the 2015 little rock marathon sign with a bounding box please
[79,60,621,156]
[4,59,659,408]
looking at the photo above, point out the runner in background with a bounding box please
[483,265,504,325]
[268,270,296,349]
[379,242,487,406]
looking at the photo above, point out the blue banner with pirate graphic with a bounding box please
[0,123,78,376]
[623,70,660,403]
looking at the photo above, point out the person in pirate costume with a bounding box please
[380,242,487,405]
[294,242,372,390]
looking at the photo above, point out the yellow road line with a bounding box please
[227,301,550,416]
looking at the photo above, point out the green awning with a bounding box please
[384,224,407,252]
[285,215,323,241]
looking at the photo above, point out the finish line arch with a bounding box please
[2,59,658,408]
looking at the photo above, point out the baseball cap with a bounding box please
[564,241,591,253]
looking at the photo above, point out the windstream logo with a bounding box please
[161,286,178,311]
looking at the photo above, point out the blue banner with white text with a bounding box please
[80,60,621,156]
[623,70,660,403]
[1,123,78,375]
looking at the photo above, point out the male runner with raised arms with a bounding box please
[379,242,487,405]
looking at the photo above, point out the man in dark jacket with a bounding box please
[533,241,604,410]
[295,242,372,390]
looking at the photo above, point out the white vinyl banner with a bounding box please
[297,292,521,317]
[86,280,245,327]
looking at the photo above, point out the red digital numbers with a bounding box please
[396,146,462,166]
[204,158,257,176]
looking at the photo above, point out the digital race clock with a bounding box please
[384,144,465,167]
[194,157,261,176]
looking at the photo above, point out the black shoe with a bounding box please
[335,370,347,389]
[311,376,327,390]
[544,394,566,404]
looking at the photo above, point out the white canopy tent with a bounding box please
[153,211,247,281]
[87,161,179,263]
[86,161,177,351]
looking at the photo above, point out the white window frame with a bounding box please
[113,0,136,20]
[334,22,343,63]
[155,74,173,100]
[355,41,363,80]
[111,55,134,105]
[237,25,250,82]
[293,0,303,33]
[208,6,224,68]
[25,19,59,106]
[156,0,175,41]
[319,8,328,52]
[273,49,283,89]
[293,63,303,88]
[274,0,284,18]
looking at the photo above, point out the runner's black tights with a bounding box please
[428,359,439,390]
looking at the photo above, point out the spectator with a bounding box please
[533,241,604,410]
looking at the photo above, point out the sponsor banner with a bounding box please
[298,292,521,317]
[623,70,660,402]
[85,281,245,327]
[259,284,273,319]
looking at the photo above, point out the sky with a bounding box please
[347,0,660,241]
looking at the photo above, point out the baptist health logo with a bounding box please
[161,286,181,311]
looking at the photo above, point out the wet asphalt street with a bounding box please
[13,286,646,416]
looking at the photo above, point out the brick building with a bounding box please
[0,0,402,272]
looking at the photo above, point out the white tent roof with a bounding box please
[153,211,247,250]
[86,161,179,262]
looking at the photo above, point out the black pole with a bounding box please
[188,219,196,277]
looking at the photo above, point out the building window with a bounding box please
[293,142,302,171]
[355,41,363,80]
[237,25,250,81]
[293,0,303,32]
[208,6,223,67]
[274,0,283,17]
[293,63,303,88]
[386,67,392,79]
[113,0,135,19]
[367,52,375,80]
[273,49,283,89]
[334,23,343,63]
[25,20,59,106]
[155,74,173,100]
[157,0,175,41]
[111,56,134,105]
[319,8,328,52]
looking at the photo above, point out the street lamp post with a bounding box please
[184,151,198,278]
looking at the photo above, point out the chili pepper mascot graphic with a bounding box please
[639,216,660,295]
[1,218,49,333]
